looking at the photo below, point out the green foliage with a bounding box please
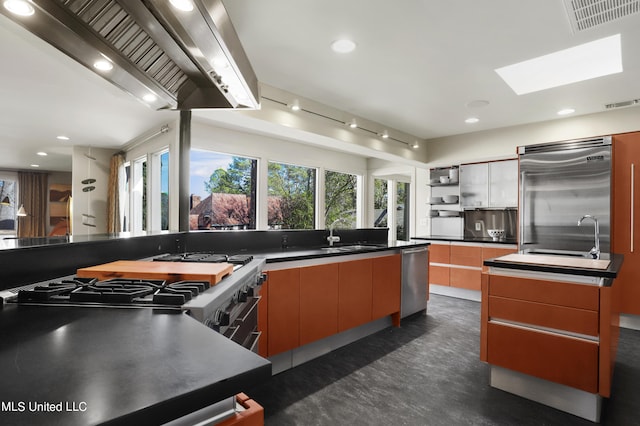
[325,171,356,228]
[205,157,253,196]
[268,162,315,229]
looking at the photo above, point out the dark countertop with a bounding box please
[0,305,271,426]
[250,240,430,263]
[412,235,517,245]
[483,253,624,280]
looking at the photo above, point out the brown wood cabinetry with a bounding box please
[481,272,618,397]
[371,254,402,319]
[266,268,300,357]
[612,132,640,315]
[299,264,339,346]
[338,259,373,332]
[262,254,404,357]
[428,242,516,291]
[428,243,450,286]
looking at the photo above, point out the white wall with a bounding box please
[71,146,117,235]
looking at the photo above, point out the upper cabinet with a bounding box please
[460,163,488,208]
[489,160,518,207]
[460,160,517,208]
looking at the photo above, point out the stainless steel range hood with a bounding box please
[0,0,260,110]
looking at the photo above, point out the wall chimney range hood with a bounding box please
[1,0,260,110]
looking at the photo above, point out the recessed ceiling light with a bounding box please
[37,151,47,156]
[30,164,40,168]
[169,0,194,12]
[557,108,576,115]
[93,59,113,71]
[465,117,480,124]
[495,34,622,95]
[466,100,490,109]
[289,99,300,111]
[142,94,157,103]
[331,39,356,54]
[3,0,35,16]
[56,135,70,141]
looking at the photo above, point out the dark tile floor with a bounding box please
[247,294,640,426]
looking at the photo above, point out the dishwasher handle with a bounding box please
[402,247,429,255]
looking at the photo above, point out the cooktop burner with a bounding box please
[153,252,253,266]
[16,278,211,307]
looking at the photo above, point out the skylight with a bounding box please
[495,34,623,95]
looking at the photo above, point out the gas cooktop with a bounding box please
[13,277,211,308]
[153,252,254,266]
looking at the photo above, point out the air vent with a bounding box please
[563,0,640,32]
[605,99,640,109]
[60,0,190,96]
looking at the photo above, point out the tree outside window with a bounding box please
[190,150,257,230]
[268,162,316,229]
[325,170,357,228]
[374,178,388,227]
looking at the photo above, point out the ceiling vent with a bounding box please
[0,0,260,110]
[563,0,640,32]
[605,99,640,109]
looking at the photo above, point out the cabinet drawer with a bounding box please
[450,267,481,290]
[488,295,598,336]
[488,275,599,310]
[450,245,482,267]
[487,322,598,393]
[429,244,450,263]
[429,265,449,286]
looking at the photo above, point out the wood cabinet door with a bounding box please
[338,259,373,332]
[429,264,450,286]
[371,255,402,319]
[266,268,300,356]
[487,322,598,393]
[429,243,450,263]
[613,132,640,314]
[299,263,339,346]
[449,267,481,290]
[450,244,482,267]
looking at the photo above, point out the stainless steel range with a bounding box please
[2,252,266,353]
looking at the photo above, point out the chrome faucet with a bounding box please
[577,215,600,259]
[327,218,344,246]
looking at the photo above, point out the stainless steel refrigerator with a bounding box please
[518,136,612,258]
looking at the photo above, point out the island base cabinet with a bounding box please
[486,322,598,393]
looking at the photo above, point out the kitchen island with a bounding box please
[481,253,624,422]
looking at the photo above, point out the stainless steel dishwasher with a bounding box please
[401,246,428,317]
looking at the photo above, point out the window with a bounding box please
[0,179,17,236]
[161,151,169,230]
[189,150,257,230]
[131,157,147,232]
[325,170,357,228]
[373,178,388,227]
[149,150,170,231]
[396,181,410,241]
[268,162,316,229]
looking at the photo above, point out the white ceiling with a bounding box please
[2,1,640,172]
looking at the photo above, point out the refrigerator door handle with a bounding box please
[632,163,635,253]
[519,171,525,252]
